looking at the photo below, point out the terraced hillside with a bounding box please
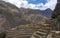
[1,0,60,38]
[6,25,38,38]
[5,19,54,38]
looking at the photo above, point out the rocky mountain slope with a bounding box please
[0,1,22,31]
[0,1,48,33]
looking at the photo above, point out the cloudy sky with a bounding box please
[3,0,57,11]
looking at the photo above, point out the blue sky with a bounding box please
[27,0,47,4]
[3,0,57,11]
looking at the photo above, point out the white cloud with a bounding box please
[3,0,57,11]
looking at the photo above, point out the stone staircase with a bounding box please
[31,20,53,38]
[30,19,60,38]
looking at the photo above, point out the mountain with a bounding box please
[40,8,52,18]
[36,8,52,18]
[0,1,48,31]
[20,8,52,18]
[20,8,49,24]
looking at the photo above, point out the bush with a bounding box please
[0,32,6,38]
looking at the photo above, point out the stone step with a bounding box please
[38,29,50,33]
[33,33,46,38]
[36,31,47,34]
[16,36,30,38]
[16,33,32,35]
[39,26,52,30]
[35,32,48,36]
[39,25,52,28]
[7,34,32,38]
[7,31,32,35]
[33,33,41,38]
[39,23,51,26]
